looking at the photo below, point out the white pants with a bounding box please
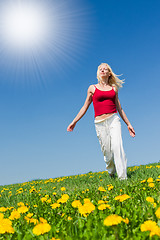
[95,113,127,180]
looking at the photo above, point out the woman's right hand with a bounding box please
[67,122,76,132]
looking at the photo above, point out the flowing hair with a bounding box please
[97,63,124,92]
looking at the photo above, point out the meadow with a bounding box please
[0,162,160,240]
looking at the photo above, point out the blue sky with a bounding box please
[0,0,160,186]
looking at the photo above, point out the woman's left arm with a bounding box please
[115,92,135,137]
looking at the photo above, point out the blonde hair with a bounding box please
[97,63,124,92]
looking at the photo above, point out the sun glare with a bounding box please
[0,0,91,85]
[0,1,51,52]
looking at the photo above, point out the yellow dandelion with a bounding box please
[47,198,52,203]
[141,220,157,231]
[141,180,146,183]
[51,203,60,209]
[57,199,67,204]
[26,213,33,218]
[114,194,130,202]
[78,202,95,217]
[0,213,4,220]
[122,218,129,224]
[41,197,47,203]
[53,192,57,195]
[147,178,153,183]
[141,220,160,236]
[61,194,69,200]
[61,187,66,191]
[108,185,114,191]
[148,183,155,188]
[17,202,25,207]
[9,210,20,220]
[72,200,82,208]
[32,223,51,235]
[146,197,154,203]
[98,187,106,192]
[0,207,8,212]
[0,218,15,234]
[104,214,123,226]
[17,206,29,214]
[98,204,111,210]
[39,217,47,223]
[155,207,160,218]
[29,218,39,225]
[98,200,105,205]
[67,216,72,220]
[84,198,91,204]
[146,166,153,168]
[150,227,160,237]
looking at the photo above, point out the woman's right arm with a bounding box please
[67,85,94,132]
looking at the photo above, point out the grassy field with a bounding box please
[0,162,160,239]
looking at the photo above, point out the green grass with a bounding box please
[0,162,160,239]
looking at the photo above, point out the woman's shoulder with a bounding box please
[88,84,96,94]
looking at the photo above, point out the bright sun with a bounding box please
[0,1,51,52]
[0,0,90,84]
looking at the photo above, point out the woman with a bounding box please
[67,63,135,180]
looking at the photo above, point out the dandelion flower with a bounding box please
[26,213,33,218]
[72,200,82,208]
[78,202,95,217]
[98,187,106,192]
[41,197,47,203]
[0,207,8,212]
[114,194,130,202]
[51,203,60,209]
[98,200,105,205]
[61,187,66,191]
[104,214,123,226]
[146,197,154,203]
[148,183,155,188]
[141,220,160,237]
[98,204,111,210]
[0,217,15,234]
[108,185,114,191]
[32,223,51,235]
[141,180,146,183]
[9,210,20,220]
[17,206,29,214]
[84,198,91,204]
[39,217,47,223]
[17,202,25,207]
[147,178,153,183]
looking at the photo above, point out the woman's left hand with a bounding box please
[127,124,135,137]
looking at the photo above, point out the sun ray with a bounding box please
[0,0,93,86]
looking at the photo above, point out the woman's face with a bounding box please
[98,64,110,79]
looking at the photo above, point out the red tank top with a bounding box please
[92,85,117,117]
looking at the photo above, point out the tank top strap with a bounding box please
[112,86,116,91]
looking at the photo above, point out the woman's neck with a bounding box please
[99,81,109,86]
